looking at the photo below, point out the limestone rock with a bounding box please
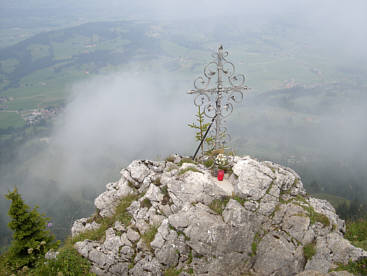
[94,178,134,217]
[71,155,367,276]
[71,217,100,237]
[45,249,59,260]
[232,158,274,200]
[126,227,140,243]
[254,231,304,275]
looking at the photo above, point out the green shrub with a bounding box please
[4,188,59,271]
[33,243,94,275]
[203,158,214,168]
[335,257,367,275]
[0,252,12,275]
[208,197,230,215]
[345,219,367,251]
[303,242,316,261]
[352,240,367,251]
[345,218,367,250]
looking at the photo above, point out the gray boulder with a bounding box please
[70,156,365,276]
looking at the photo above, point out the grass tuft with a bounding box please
[177,158,196,167]
[303,242,316,261]
[127,181,137,190]
[140,198,152,209]
[295,194,308,204]
[154,177,161,186]
[265,181,274,195]
[345,219,367,251]
[312,212,330,227]
[178,167,202,176]
[186,267,194,274]
[72,193,138,243]
[164,267,182,276]
[293,200,330,228]
[270,204,281,217]
[250,232,261,257]
[0,240,95,275]
[334,257,367,275]
[187,250,193,264]
[141,225,158,248]
[232,195,245,206]
[32,243,94,275]
[209,197,230,215]
[160,185,171,205]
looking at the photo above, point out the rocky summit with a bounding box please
[71,155,367,276]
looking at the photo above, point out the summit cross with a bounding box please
[188,45,249,150]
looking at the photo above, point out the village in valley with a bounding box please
[0,95,62,127]
[19,106,62,126]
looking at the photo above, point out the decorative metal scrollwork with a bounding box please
[227,90,243,103]
[188,45,249,151]
[204,103,216,118]
[194,93,210,107]
[221,102,233,118]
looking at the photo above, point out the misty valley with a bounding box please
[0,2,367,275]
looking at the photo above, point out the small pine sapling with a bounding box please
[5,188,59,271]
[188,106,214,157]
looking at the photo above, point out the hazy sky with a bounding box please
[2,0,366,62]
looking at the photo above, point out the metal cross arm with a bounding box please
[187,88,218,95]
[188,86,248,95]
[187,45,249,150]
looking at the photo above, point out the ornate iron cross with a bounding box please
[188,45,249,150]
